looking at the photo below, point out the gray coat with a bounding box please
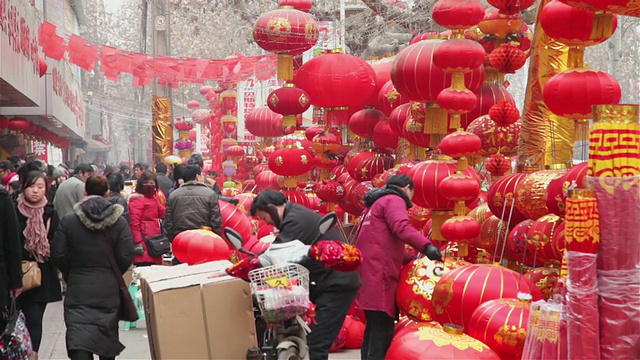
[165,180,222,238]
[51,197,134,357]
[52,176,85,218]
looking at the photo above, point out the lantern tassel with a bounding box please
[277,54,294,82]
[424,104,449,134]
[431,210,453,241]
[591,12,614,42]
[449,114,461,130]
[283,114,297,127]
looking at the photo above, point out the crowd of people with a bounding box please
[0,153,442,360]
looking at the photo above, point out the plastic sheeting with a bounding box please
[565,251,599,360]
[522,300,566,360]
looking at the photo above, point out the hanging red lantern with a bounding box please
[245,107,286,138]
[253,7,319,81]
[172,228,230,265]
[478,8,523,38]
[314,180,346,204]
[515,169,567,220]
[278,0,312,12]
[372,120,399,149]
[439,173,481,202]
[403,117,433,148]
[460,71,515,129]
[8,117,31,132]
[540,1,617,47]
[525,214,564,266]
[304,126,324,141]
[485,153,512,178]
[487,173,529,225]
[468,295,532,360]
[432,0,486,30]
[313,154,338,170]
[225,145,245,159]
[255,170,281,192]
[409,157,479,210]
[543,69,621,121]
[352,154,394,182]
[282,189,310,208]
[438,130,482,158]
[311,131,341,155]
[488,100,520,127]
[377,80,409,117]
[0,115,8,130]
[295,53,377,127]
[489,44,527,74]
[349,109,386,139]
[488,0,535,14]
[388,103,410,136]
[431,264,540,329]
[187,100,200,109]
[267,84,311,127]
[467,115,520,155]
[268,148,313,177]
[433,39,485,74]
[441,216,482,245]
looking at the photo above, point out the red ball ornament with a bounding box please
[172,228,230,265]
[506,219,535,262]
[431,264,540,329]
[525,214,564,266]
[348,109,386,139]
[439,130,482,158]
[433,0,486,29]
[488,100,520,127]
[489,44,527,74]
[343,315,365,349]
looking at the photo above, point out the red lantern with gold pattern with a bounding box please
[439,130,482,158]
[559,0,640,17]
[268,148,313,177]
[352,154,394,182]
[506,219,535,262]
[488,100,520,127]
[489,44,527,74]
[389,103,410,136]
[233,193,256,216]
[487,173,528,224]
[488,0,535,14]
[304,126,324,141]
[467,115,520,155]
[468,295,532,360]
[546,162,589,217]
[437,88,478,116]
[409,157,480,210]
[543,69,621,121]
[540,1,617,47]
[431,264,540,329]
[253,7,319,81]
[349,109,386,139]
[387,323,500,360]
[524,267,560,301]
[315,180,346,204]
[525,214,564,266]
[245,107,286,138]
[397,257,469,322]
[408,205,432,230]
[378,80,409,117]
[515,169,566,220]
[477,215,509,256]
[432,0,486,30]
[268,84,311,127]
[295,53,377,127]
[276,133,314,153]
[340,180,372,216]
[403,117,433,148]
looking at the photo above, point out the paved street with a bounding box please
[40,301,360,359]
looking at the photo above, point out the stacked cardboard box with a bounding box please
[139,261,257,359]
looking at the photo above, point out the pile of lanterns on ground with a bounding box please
[169,0,640,358]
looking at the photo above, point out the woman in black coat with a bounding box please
[52,175,134,360]
[14,171,63,356]
[0,188,23,316]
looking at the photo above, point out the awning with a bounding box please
[83,138,110,152]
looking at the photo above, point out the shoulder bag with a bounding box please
[141,221,171,258]
[97,232,139,322]
[21,218,51,291]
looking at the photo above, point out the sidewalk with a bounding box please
[40,301,360,359]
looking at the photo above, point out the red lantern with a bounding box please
[545,162,589,217]
[8,117,30,132]
[433,39,485,74]
[199,85,213,96]
[460,73,515,129]
[403,117,433,148]
[304,126,324,141]
[477,214,510,256]
[378,80,409,117]
[487,173,529,224]
[366,61,394,107]
[507,219,536,262]
[478,7,523,37]
[432,0,486,29]
[543,69,621,121]
[0,115,8,130]
[343,315,365,349]
[409,157,479,210]
[187,100,200,109]
[485,154,511,177]
[253,7,319,81]
[282,189,310,208]
[524,267,560,301]
[515,169,566,220]
[311,131,341,155]
[345,150,375,171]
[372,120,399,149]
[489,44,527,74]
[441,216,482,245]
[267,84,311,127]
[525,214,564,266]
[352,154,394,182]
[488,100,520,127]
[255,170,281,192]
[172,228,230,265]
[439,173,481,202]
[315,180,346,203]
[439,130,482,158]
[276,133,314,154]
[468,296,532,360]
[278,0,312,12]
[467,115,520,155]
[295,53,377,127]
[245,107,286,137]
[397,257,469,322]
[348,109,385,139]
[387,323,500,360]
[540,1,617,47]
[437,88,478,117]
[488,0,535,14]
[431,264,540,329]
[233,193,256,215]
[219,200,253,246]
[268,148,313,177]
[392,39,484,102]
[313,154,337,170]
[225,145,245,159]
[389,103,410,135]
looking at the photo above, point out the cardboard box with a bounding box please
[141,261,257,359]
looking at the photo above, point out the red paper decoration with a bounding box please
[485,154,512,177]
[488,100,520,127]
[219,201,253,246]
[489,44,527,74]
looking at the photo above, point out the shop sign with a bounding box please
[32,140,48,163]
[50,62,85,137]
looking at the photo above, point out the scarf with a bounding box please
[17,193,50,262]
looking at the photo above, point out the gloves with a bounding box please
[423,243,442,262]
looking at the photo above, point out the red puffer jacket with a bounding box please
[128,194,166,265]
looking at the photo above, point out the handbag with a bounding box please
[141,221,171,258]
[97,233,139,322]
[0,297,33,359]
[19,262,40,292]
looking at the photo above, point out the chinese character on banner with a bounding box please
[32,141,48,163]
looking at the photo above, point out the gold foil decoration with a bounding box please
[152,96,174,164]
[519,0,574,168]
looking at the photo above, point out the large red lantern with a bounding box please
[515,169,566,220]
[295,53,377,127]
[314,180,346,204]
[348,109,385,139]
[172,228,230,265]
[397,257,469,322]
[476,215,509,256]
[487,173,528,225]
[378,79,409,117]
[219,201,253,246]
[387,323,500,360]
[468,296,532,360]
[439,172,481,202]
[559,0,640,17]
[267,84,311,127]
[372,120,399,149]
[268,148,313,177]
[255,170,281,191]
[432,0,486,30]
[441,216,482,246]
[253,7,319,81]
[540,1,617,47]
[431,264,540,330]
[524,267,560,301]
[467,115,520,155]
[245,107,287,138]
[409,157,479,210]
[525,214,564,266]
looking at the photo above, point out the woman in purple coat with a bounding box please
[355,174,442,360]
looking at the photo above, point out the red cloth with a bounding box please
[128,194,166,264]
[355,195,431,318]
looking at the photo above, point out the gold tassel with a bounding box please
[457,242,469,257]
[431,210,453,241]
[449,114,461,130]
[453,201,468,216]
[283,114,297,127]
[590,12,614,42]
[567,46,585,69]
[277,54,294,82]
[424,104,449,134]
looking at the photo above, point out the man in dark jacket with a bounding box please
[251,190,362,360]
[107,173,130,223]
[0,189,24,316]
[165,165,222,239]
[154,162,173,197]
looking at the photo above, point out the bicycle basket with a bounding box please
[248,264,310,323]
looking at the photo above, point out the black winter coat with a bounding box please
[51,197,134,357]
[276,203,362,299]
[0,190,23,308]
[16,202,62,305]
